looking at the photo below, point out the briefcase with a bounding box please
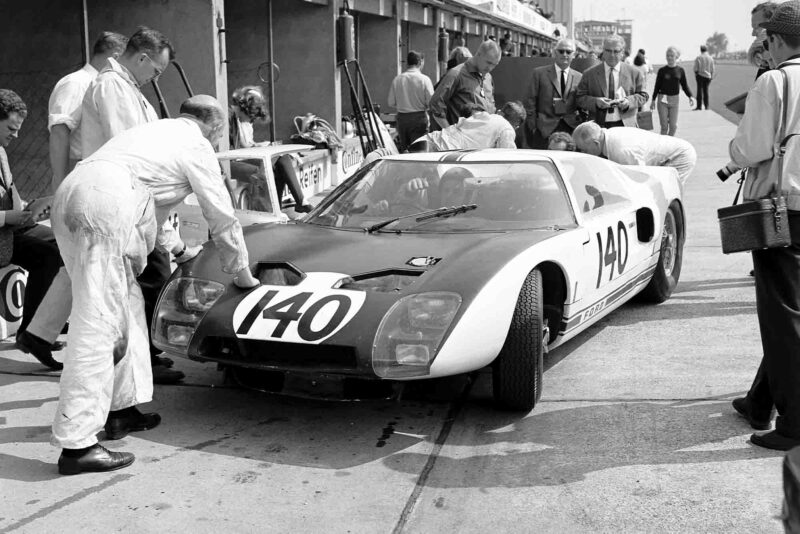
[637,110,653,131]
[718,195,790,254]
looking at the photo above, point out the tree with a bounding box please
[705,32,729,57]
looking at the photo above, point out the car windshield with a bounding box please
[305,160,576,232]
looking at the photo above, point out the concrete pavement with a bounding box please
[0,91,786,532]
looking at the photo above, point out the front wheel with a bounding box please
[640,201,684,303]
[492,269,545,411]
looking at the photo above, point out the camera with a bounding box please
[716,161,742,182]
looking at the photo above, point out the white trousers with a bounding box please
[27,267,71,344]
[51,161,156,449]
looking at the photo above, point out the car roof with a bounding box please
[381,149,597,163]
[217,144,316,159]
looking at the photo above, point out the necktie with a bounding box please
[560,69,566,97]
[608,68,615,99]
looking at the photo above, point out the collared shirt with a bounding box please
[555,64,570,87]
[48,63,98,160]
[429,61,496,126]
[83,118,248,273]
[694,52,715,79]
[420,111,516,150]
[603,62,622,122]
[730,57,800,210]
[388,67,434,114]
[603,126,696,182]
[81,57,158,157]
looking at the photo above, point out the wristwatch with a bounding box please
[174,243,187,258]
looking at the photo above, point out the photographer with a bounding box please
[727,0,800,451]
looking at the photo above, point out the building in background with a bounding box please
[575,19,634,54]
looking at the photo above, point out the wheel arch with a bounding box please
[537,261,567,344]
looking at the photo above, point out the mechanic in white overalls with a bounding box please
[51,95,260,475]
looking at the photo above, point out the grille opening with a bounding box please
[336,269,423,293]
[199,336,358,370]
[252,262,304,286]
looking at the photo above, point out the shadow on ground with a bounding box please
[383,393,782,488]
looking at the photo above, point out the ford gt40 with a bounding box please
[153,149,685,411]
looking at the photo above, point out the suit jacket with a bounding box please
[576,62,649,127]
[0,147,22,267]
[524,64,582,141]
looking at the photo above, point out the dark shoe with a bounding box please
[58,444,135,475]
[153,363,184,385]
[151,354,174,368]
[732,397,772,430]
[751,430,800,451]
[294,203,314,213]
[15,330,63,370]
[51,340,66,351]
[104,407,162,440]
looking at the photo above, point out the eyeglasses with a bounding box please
[143,54,165,80]
[604,48,623,55]
[556,49,574,55]
[763,37,770,51]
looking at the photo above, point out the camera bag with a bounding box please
[718,68,794,254]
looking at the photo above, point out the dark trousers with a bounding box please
[748,243,800,438]
[695,76,711,109]
[396,111,430,152]
[10,224,62,333]
[274,153,306,207]
[137,249,171,360]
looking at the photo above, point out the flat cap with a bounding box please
[760,0,800,36]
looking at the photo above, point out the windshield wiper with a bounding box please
[365,204,478,233]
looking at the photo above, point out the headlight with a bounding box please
[372,292,461,378]
[153,278,225,355]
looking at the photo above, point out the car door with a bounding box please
[560,158,647,313]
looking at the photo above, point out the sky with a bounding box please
[572,0,782,61]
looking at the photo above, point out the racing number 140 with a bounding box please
[595,221,629,288]
[236,290,352,342]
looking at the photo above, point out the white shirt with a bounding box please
[604,126,696,182]
[730,57,800,209]
[81,57,158,157]
[48,63,98,160]
[603,63,622,122]
[421,112,517,150]
[388,67,434,113]
[83,118,248,273]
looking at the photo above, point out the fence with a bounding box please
[0,65,80,200]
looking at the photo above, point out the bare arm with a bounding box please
[49,124,71,192]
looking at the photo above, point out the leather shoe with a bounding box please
[153,363,185,384]
[732,397,772,430]
[151,354,174,368]
[751,430,800,451]
[15,330,63,370]
[104,407,161,440]
[58,444,135,475]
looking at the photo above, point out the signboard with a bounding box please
[337,137,365,183]
[0,265,26,339]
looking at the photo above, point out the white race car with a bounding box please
[154,149,684,411]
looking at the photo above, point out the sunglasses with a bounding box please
[556,49,574,55]
[604,49,623,54]
[763,37,770,51]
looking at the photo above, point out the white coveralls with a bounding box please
[417,111,517,150]
[603,126,698,185]
[51,118,249,449]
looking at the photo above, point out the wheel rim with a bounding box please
[660,210,677,277]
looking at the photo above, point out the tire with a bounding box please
[640,201,684,303]
[492,269,545,411]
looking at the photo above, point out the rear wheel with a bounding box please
[640,201,684,303]
[492,269,545,411]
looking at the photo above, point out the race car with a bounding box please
[153,149,685,411]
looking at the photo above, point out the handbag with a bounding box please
[717,68,795,254]
[637,110,654,131]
